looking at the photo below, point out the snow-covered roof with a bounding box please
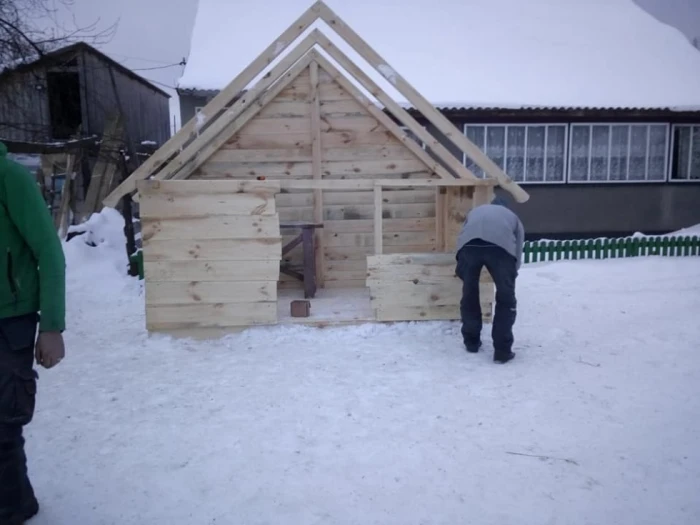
[177,0,700,111]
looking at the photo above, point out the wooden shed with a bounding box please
[105,1,530,338]
[0,42,171,146]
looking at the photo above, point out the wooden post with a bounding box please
[56,154,76,238]
[373,185,383,254]
[435,187,447,251]
[444,186,474,252]
[473,185,494,208]
[309,60,325,287]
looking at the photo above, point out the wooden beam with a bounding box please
[314,32,478,182]
[102,2,323,208]
[435,188,447,251]
[374,185,383,254]
[309,60,325,286]
[313,53,454,180]
[83,113,124,216]
[317,3,530,203]
[143,36,322,185]
[56,153,76,238]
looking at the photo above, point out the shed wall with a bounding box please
[81,51,171,146]
[190,66,440,289]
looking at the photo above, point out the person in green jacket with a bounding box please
[0,141,66,524]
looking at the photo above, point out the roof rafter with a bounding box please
[103,0,325,207]
[105,0,529,206]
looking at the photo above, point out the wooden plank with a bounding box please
[374,304,460,322]
[161,50,319,184]
[102,5,324,207]
[314,32,479,182]
[238,117,312,135]
[210,148,312,163]
[141,215,281,242]
[322,144,417,162]
[369,281,492,308]
[56,153,76,238]
[316,5,530,202]
[315,55,453,180]
[322,159,427,177]
[225,129,401,149]
[144,260,280,282]
[195,161,314,179]
[325,230,435,248]
[319,99,372,117]
[373,185,383,254]
[325,244,436,261]
[257,101,312,119]
[323,218,435,233]
[146,281,277,306]
[138,179,281,195]
[278,202,435,222]
[84,113,123,214]
[436,188,447,251]
[275,190,435,207]
[238,115,386,135]
[310,60,325,287]
[146,302,277,330]
[444,186,474,252]
[473,185,494,207]
[142,238,282,262]
[139,191,277,219]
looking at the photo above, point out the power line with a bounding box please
[108,52,180,66]
[131,60,186,72]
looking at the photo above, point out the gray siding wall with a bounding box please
[503,184,700,238]
[80,52,171,146]
[0,69,50,142]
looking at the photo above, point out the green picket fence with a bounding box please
[523,235,700,264]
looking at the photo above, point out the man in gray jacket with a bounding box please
[455,195,524,363]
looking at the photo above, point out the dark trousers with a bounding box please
[0,313,39,520]
[456,241,518,357]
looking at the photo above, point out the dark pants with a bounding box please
[456,240,518,357]
[0,313,39,520]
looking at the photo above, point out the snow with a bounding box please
[24,209,700,524]
[177,0,700,110]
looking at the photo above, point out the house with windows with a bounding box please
[176,0,700,238]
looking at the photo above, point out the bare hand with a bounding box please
[35,332,65,369]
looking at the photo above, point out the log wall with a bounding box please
[366,254,494,323]
[138,180,282,332]
[190,66,438,289]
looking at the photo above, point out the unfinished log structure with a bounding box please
[105,1,529,337]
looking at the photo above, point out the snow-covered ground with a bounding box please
[25,212,700,524]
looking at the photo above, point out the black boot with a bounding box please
[494,351,516,364]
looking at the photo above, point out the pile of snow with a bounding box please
[630,222,700,238]
[19,208,700,524]
[669,222,700,237]
[178,0,700,109]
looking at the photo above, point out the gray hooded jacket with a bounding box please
[455,196,525,269]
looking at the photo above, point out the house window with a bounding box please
[568,123,669,182]
[463,124,567,183]
[670,125,700,181]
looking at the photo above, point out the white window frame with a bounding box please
[668,124,700,183]
[462,123,569,184]
[567,122,670,184]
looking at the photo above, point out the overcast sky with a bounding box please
[52,0,700,132]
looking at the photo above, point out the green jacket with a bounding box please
[0,142,66,332]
